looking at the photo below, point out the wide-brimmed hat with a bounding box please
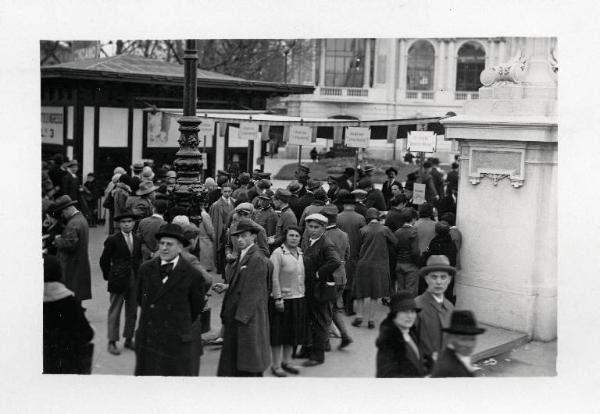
[136,180,159,196]
[418,255,456,277]
[385,167,398,176]
[132,162,144,172]
[307,179,321,191]
[443,310,486,335]
[230,218,261,236]
[305,213,328,226]
[140,167,155,181]
[113,212,140,222]
[63,159,78,169]
[113,166,127,175]
[155,223,189,246]
[389,291,421,313]
[49,195,78,216]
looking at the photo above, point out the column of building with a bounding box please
[363,38,371,89]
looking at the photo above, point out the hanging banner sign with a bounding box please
[239,122,259,140]
[407,131,436,153]
[288,125,313,146]
[345,127,370,148]
[436,134,452,152]
[41,107,64,145]
[412,183,426,205]
[198,118,215,138]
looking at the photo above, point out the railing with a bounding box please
[405,90,434,100]
[455,91,479,100]
[318,87,368,97]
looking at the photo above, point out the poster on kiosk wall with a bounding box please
[41,107,64,145]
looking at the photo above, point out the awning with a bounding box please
[148,108,443,127]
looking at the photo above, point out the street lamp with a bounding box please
[171,39,206,224]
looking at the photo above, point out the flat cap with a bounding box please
[305,213,328,226]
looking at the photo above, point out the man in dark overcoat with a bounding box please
[336,194,366,315]
[99,212,142,355]
[213,219,272,376]
[134,223,208,376]
[136,199,168,261]
[300,214,341,367]
[431,310,485,377]
[51,195,92,301]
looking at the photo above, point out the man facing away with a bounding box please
[137,199,168,261]
[99,212,142,355]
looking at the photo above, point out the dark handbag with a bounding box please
[102,192,114,210]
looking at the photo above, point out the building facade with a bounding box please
[276,37,557,159]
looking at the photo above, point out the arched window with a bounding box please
[456,42,486,91]
[324,39,366,87]
[407,40,435,91]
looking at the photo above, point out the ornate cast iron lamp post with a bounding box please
[171,39,206,223]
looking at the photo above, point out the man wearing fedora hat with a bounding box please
[414,255,456,370]
[126,180,158,220]
[213,218,272,376]
[52,195,92,301]
[382,167,403,209]
[134,223,208,376]
[99,211,142,355]
[431,310,486,377]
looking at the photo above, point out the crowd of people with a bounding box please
[42,153,485,378]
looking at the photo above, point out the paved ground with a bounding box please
[82,156,556,377]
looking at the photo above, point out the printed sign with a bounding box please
[345,127,370,148]
[238,122,259,140]
[436,134,452,152]
[288,125,313,146]
[41,107,64,145]
[407,131,436,153]
[198,118,215,139]
[412,183,426,205]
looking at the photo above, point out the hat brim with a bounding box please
[230,227,260,236]
[113,213,140,222]
[136,185,159,196]
[442,326,486,335]
[51,200,78,214]
[418,265,456,277]
[155,232,190,247]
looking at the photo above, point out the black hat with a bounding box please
[389,291,421,313]
[357,178,373,190]
[155,223,189,247]
[230,218,261,236]
[48,195,78,217]
[113,211,140,222]
[298,164,310,174]
[287,182,301,193]
[217,170,231,177]
[257,172,272,180]
[340,193,356,205]
[443,310,486,335]
[307,179,321,191]
[44,254,63,283]
[385,167,398,175]
[344,167,355,177]
[258,189,275,200]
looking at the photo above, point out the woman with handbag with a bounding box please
[268,225,309,377]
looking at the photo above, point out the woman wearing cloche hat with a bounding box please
[375,291,426,377]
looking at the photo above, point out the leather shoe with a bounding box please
[339,336,354,349]
[282,362,300,375]
[107,342,121,355]
[271,366,288,377]
[302,359,323,367]
[124,338,135,350]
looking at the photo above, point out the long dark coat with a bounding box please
[337,209,366,290]
[430,347,474,377]
[365,188,387,211]
[301,234,342,299]
[54,212,91,300]
[218,244,272,375]
[353,221,397,299]
[135,255,207,376]
[375,317,427,378]
[414,292,454,369]
[209,197,235,274]
[61,172,80,201]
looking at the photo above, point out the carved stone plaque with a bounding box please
[468,148,525,188]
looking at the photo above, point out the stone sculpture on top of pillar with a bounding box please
[441,37,557,341]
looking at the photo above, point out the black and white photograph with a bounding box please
[2,0,599,412]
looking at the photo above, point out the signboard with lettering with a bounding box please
[407,131,436,153]
[41,107,64,145]
[288,125,313,146]
[198,118,215,139]
[345,127,370,148]
[412,183,426,205]
[238,122,259,140]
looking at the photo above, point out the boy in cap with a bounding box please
[99,211,142,355]
[431,310,486,377]
[414,255,456,370]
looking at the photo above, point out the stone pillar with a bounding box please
[441,37,557,341]
[363,38,371,88]
[398,39,408,98]
[446,40,457,97]
[319,39,326,87]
